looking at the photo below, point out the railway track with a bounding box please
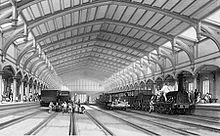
[114,110,199,136]
[24,112,58,135]
[88,105,160,136]
[0,105,41,119]
[127,110,220,133]
[0,103,39,111]
[85,110,115,136]
[0,110,42,130]
[69,112,77,136]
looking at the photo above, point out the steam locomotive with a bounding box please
[96,74,195,114]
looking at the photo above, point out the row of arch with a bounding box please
[0,64,49,102]
[108,64,220,99]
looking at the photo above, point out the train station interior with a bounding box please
[1,0,220,135]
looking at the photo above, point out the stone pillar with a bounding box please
[0,72,3,102]
[25,83,29,100]
[13,77,17,102]
[32,85,34,95]
[20,81,24,102]
[153,82,157,94]
[193,76,197,92]
[174,78,178,91]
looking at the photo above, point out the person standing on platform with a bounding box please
[48,102,54,113]
[160,83,170,101]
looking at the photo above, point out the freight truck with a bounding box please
[40,89,60,106]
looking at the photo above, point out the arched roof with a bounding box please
[1,0,220,88]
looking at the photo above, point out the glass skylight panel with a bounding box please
[88,7,96,21]
[80,9,87,23]
[52,0,61,12]
[56,17,63,29]
[161,41,173,50]
[48,20,55,31]
[96,5,108,19]
[41,0,51,15]
[64,0,71,9]
[73,0,80,6]
[32,27,40,36]
[22,9,32,21]
[179,27,197,40]
[39,24,47,34]
[30,4,41,18]
[52,36,58,42]
[113,6,126,20]
[65,14,71,27]
[73,11,79,24]
[207,9,220,24]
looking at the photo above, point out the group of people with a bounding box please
[48,101,73,113]
[48,101,86,114]
[194,90,213,104]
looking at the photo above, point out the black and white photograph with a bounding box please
[0,0,220,135]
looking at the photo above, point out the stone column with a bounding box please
[193,76,197,92]
[0,72,3,102]
[31,85,34,95]
[13,77,17,102]
[20,81,24,102]
[153,82,157,94]
[25,83,29,100]
[174,78,178,91]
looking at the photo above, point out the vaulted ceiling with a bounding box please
[5,0,219,84]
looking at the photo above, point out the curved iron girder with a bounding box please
[43,35,149,57]
[144,57,164,74]
[57,66,113,77]
[54,59,121,72]
[49,51,132,64]
[36,19,172,44]
[57,67,115,79]
[33,61,46,76]
[55,61,119,74]
[114,75,125,87]
[54,57,124,70]
[100,30,160,49]
[38,65,48,79]
[159,48,175,68]
[120,73,131,85]
[150,55,165,73]
[23,52,39,70]
[50,51,127,66]
[3,27,24,57]
[200,22,220,51]
[142,59,155,75]
[46,39,143,55]
[175,39,194,64]
[135,62,146,78]
[45,39,146,62]
[125,70,135,84]
[128,67,139,81]
[52,55,127,68]
[42,72,50,83]
[0,9,12,25]
[29,57,45,72]
[47,44,140,60]
[24,0,198,30]
[16,46,35,66]
[41,31,99,50]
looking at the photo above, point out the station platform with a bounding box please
[194,103,220,118]
[0,102,220,136]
